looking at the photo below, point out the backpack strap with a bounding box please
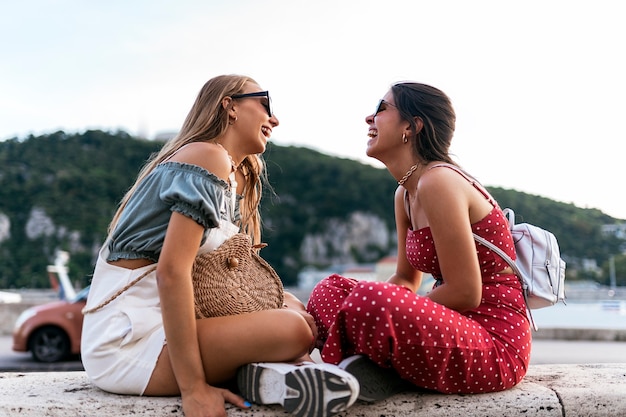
[472,233,537,330]
[429,164,537,330]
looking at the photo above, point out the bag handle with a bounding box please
[83,237,267,315]
[472,233,537,331]
[82,266,156,315]
[503,207,515,230]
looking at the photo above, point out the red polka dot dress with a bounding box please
[307,207,532,394]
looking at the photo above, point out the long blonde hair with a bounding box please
[108,74,267,244]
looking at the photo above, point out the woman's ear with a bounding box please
[222,97,238,122]
[221,97,232,111]
[413,116,424,135]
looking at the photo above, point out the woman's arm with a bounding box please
[157,212,208,395]
[158,212,249,417]
[156,142,242,416]
[416,169,484,311]
[157,141,234,394]
[387,186,423,292]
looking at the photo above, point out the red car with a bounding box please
[12,286,89,362]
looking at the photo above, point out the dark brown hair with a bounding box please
[391,82,456,165]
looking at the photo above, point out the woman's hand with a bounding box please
[182,383,250,417]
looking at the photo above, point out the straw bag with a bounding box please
[192,233,284,318]
[83,233,284,317]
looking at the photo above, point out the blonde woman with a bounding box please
[81,75,358,417]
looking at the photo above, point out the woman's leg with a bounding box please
[145,308,313,395]
[306,274,359,349]
[146,307,360,417]
[321,281,522,394]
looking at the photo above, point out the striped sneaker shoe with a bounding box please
[236,361,360,417]
[338,355,410,402]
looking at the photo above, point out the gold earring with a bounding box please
[229,116,238,125]
[402,133,408,143]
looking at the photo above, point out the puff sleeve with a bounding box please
[107,162,235,262]
[159,163,228,229]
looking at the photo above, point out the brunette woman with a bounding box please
[308,82,531,401]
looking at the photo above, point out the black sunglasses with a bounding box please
[374,99,414,121]
[374,99,395,116]
[231,91,272,117]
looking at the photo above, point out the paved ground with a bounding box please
[0,335,83,372]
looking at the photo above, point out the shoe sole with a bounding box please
[339,355,409,402]
[237,362,359,417]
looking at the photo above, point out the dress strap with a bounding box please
[429,164,497,207]
[403,189,411,221]
[227,171,237,221]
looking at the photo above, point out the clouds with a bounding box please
[1,0,625,218]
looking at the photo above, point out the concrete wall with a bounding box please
[0,302,40,335]
[0,290,57,335]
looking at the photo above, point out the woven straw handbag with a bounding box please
[192,233,284,318]
[83,233,284,318]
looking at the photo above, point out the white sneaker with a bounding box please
[338,355,410,402]
[236,361,360,417]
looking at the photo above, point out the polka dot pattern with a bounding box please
[307,208,531,394]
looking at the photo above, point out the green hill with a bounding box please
[0,130,623,288]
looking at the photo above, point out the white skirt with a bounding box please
[81,220,238,395]
[81,247,165,395]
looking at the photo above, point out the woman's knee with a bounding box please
[307,274,358,317]
[311,274,358,295]
[196,309,313,365]
[277,309,314,353]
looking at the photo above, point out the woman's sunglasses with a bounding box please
[374,99,415,121]
[374,99,394,116]
[231,91,272,117]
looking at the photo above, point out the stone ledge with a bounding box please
[532,327,626,342]
[1,364,625,416]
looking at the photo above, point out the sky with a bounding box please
[1,0,625,219]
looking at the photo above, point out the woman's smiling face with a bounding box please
[365,90,405,162]
[231,83,279,156]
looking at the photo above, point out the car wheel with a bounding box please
[29,326,70,363]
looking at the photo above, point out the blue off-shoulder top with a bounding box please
[107,162,241,262]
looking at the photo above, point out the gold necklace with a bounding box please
[397,164,419,185]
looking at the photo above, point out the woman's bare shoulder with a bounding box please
[169,142,231,180]
[418,164,463,193]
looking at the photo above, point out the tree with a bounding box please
[601,254,626,287]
